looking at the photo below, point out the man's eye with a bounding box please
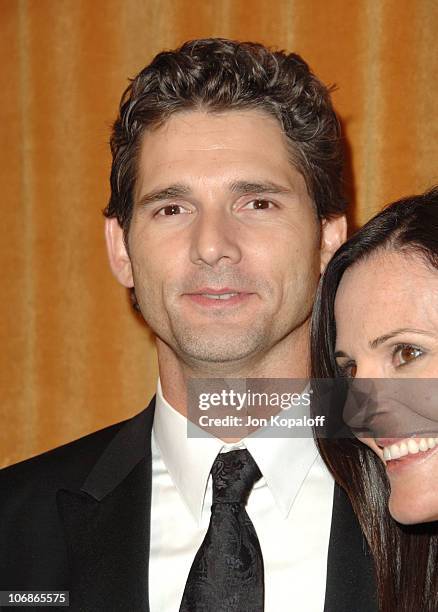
[243,199,274,210]
[393,344,423,367]
[157,205,189,216]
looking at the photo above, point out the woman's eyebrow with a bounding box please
[369,328,432,349]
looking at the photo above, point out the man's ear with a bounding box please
[320,215,347,273]
[104,217,134,288]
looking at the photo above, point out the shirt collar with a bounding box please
[153,379,320,524]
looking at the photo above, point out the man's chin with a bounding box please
[173,331,266,366]
[178,343,259,365]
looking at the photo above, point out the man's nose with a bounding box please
[189,209,242,267]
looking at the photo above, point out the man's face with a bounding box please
[107,110,344,368]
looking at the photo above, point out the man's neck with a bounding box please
[156,326,310,417]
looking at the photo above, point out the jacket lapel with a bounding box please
[324,483,378,612]
[57,401,377,611]
[57,401,155,612]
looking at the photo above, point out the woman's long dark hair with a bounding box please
[311,186,438,612]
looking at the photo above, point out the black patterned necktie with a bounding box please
[179,449,264,612]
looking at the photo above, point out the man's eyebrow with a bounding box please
[136,184,191,207]
[369,328,432,349]
[229,180,292,195]
[136,180,292,208]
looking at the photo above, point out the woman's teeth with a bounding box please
[383,437,438,461]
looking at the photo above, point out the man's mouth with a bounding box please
[199,292,239,300]
[184,288,254,307]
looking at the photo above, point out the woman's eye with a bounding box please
[243,199,274,210]
[393,344,423,367]
[157,204,189,216]
[337,362,357,378]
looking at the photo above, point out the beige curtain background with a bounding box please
[2,0,438,467]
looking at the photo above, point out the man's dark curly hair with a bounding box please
[104,38,346,237]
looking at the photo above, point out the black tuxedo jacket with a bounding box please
[0,398,377,611]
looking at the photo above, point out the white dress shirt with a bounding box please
[149,380,335,611]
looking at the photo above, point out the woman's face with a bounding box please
[334,249,438,524]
